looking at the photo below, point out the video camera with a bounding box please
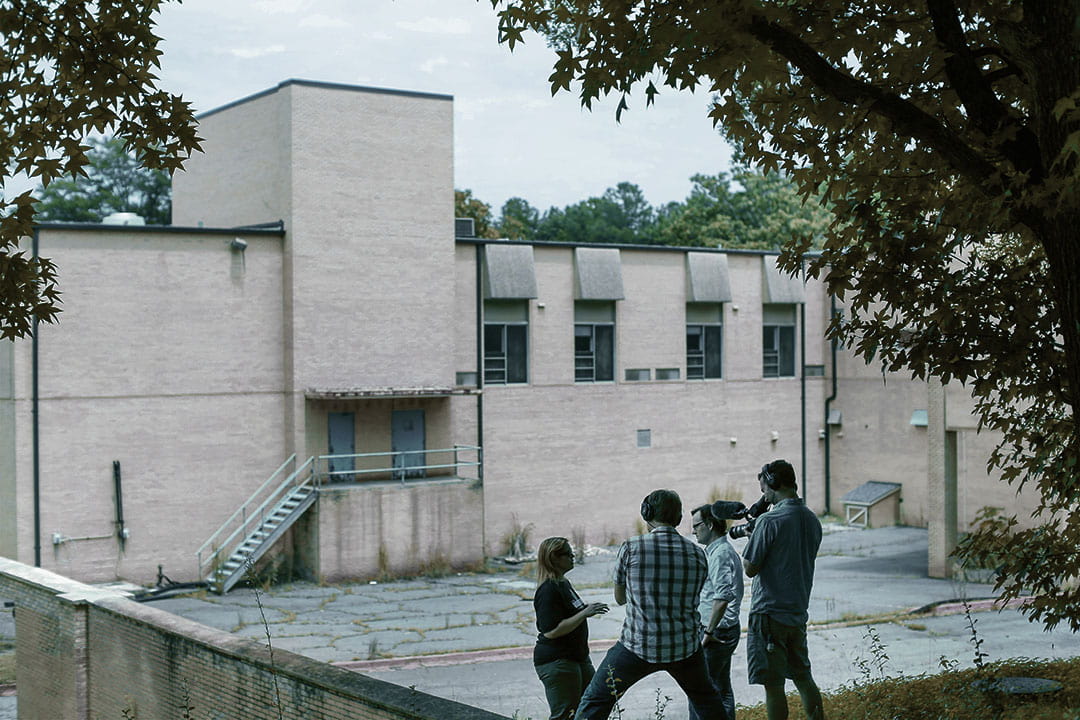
[712,495,773,540]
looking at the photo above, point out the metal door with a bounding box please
[327,412,355,481]
[391,409,425,480]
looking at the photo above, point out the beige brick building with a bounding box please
[0,79,1040,588]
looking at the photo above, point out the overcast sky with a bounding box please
[152,0,735,215]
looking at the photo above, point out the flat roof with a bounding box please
[199,79,453,120]
[33,220,286,237]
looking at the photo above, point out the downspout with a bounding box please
[32,228,41,567]
[823,295,839,515]
[799,259,807,501]
[475,244,484,479]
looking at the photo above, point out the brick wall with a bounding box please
[0,558,505,720]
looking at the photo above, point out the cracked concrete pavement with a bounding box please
[1,524,1075,719]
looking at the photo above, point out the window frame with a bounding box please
[686,323,723,380]
[762,305,797,378]
[574,322,615,383]
[483,300,529,385]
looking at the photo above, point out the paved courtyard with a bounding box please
[1,524,1075,719]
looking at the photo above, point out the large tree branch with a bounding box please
[745,15,995,183]
[925,0,1044,181]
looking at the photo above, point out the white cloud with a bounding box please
[228,44,287,59]
[420,56,449,74]
[300,13,350,29]
[396,17,471,34]
[363,30,392,41]
[252,0,309,13]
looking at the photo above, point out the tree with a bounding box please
[497,196,541,240]
[35,137,172,224]
[491,1,1080,630]
[0,0,201,339]
[534,181,656,244]
[654,167,832,249]
[455,189,500,239]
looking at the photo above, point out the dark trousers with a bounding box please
[574,641,728,720]
[689,625,740,720]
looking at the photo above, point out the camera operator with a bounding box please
[742,460,825,720]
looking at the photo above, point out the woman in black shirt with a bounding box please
[533,536,609,720]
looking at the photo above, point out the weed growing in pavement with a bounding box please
[502,513,535,557]
[246,565,285,720]
[652,688,672,719]
[605,665,624,720]
[571,526,588,564]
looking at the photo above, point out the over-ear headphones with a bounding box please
[640,495,656,522]
[759,463,780,490]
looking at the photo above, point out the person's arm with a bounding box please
[704,600,730,634]
[614,584,627,606]
[544,602,608,639]
[743,557,760,577]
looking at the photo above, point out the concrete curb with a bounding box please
[336,597,1033,673]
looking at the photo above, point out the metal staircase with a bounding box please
[197,455,318,594]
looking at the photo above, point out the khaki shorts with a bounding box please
[746,613,813,685]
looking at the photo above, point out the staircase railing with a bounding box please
[196,454,316,581]
[317,444,483,484]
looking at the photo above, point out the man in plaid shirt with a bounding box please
[574,489,729,720]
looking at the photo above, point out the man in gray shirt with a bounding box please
[742,459,825,720]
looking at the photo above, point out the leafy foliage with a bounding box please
[498,196,541,240]
[534,181,655,244]
[490,0,1080,630]
[653,169,831,249]
[490,169,829,248]
[0,0,200,339]
[35,136,171,224]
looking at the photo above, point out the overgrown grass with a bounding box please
[736,657,1080,720]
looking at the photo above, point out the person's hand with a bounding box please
[584,602,609,617]
[702,631,716,647]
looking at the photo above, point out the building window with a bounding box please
[574,301,615,382]
[484,300,528,384]
[687,303,722,380]
[763,304,797,378]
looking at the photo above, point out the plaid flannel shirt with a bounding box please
[615,525,708,663]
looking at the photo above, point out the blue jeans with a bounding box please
[690,625,740,720]
[574,642,728,720]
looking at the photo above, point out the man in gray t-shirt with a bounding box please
[742,459,825,720]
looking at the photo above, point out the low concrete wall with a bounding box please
[0,557,504,720]
[317,478,485,582]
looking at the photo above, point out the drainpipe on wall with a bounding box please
[474,243,484,480]
[32,228,41,567]
[823,295,838,515]
[799,295,807,505]
[799,260,807,501]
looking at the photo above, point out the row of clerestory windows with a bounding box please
[482,299,798,385]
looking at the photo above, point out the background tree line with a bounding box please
[45,141,828,253]
[455,165,832,250]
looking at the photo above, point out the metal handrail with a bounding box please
[197,455,315,579]
[196,454,295,560]
[195,444,484,578]
[317,445,482,484]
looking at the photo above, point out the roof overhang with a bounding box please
[305,387,479,400]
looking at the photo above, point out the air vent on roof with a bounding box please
[455,217,475,238]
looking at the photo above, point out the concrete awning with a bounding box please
[686,252,733,303]
[483,244,538,299]
[305,387,479,400]
[762,255,805,303]
[574,247,624,300]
